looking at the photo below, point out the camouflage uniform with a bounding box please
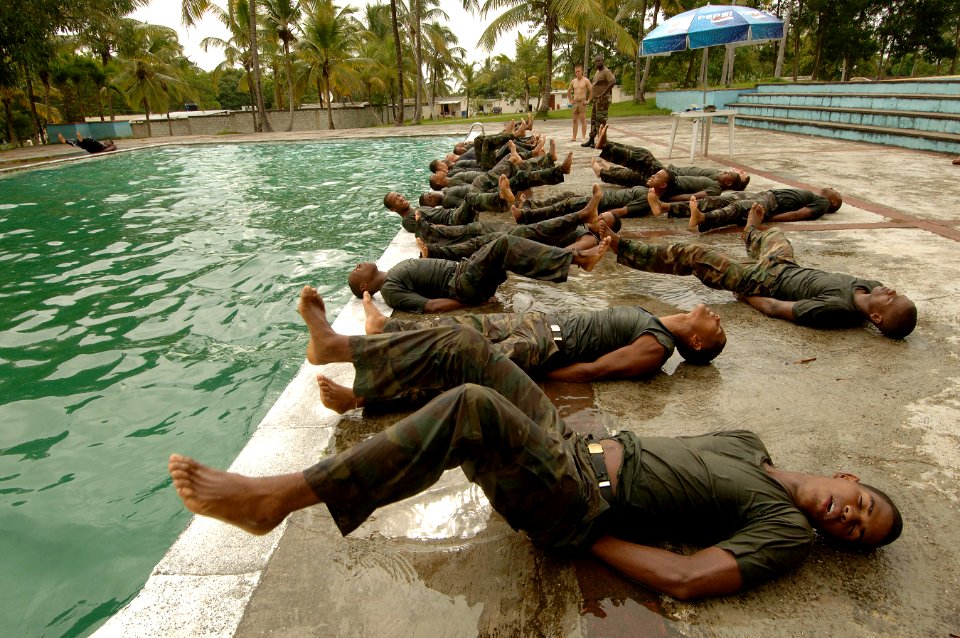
[474,132,516,170]
[516,187,647,225]
[453,233,575,303]
[663,191,755,220]
[598,141,663,185]
[615,227,797,296]
[422,209,592,261]
[302,325,608,548]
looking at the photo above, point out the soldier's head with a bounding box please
[675,304,726,364]
[719,169,750,191]
[428,159,447,173]
[821,187,842,213]
[647,168,676,191]
[348,262,382,297]
[429,173,448,190]
[593,54,604,70]
[792,472,902,547]
[419,191,443,207]
[453,142,468,155]
[865,286,916,339]
[383,191,408,213]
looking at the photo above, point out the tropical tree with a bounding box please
[423,22,465,119]
[112,21,188,137]
[263,0,301,130]
[390,0,405,125]
[453,60,477,117]
[200,0,259,128]
[299,0,363,129]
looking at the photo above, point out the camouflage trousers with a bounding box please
[302,325,602,548]
[615,227,797,296]
[385,311,560,371]
[475,132,516,170]
[516,186,647,225]
[425,210,589,261]
[598,141,663,186]
[588,93,612,139]
[663,191,754,219]
[690,191,776,232]
[473,165,565,194]
[452,233,575,303]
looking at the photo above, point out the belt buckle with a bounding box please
[588,442,603,454]
[551,323,563,343]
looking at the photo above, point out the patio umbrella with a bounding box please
[641,4,784,106]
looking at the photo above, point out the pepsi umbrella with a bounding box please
[641,4,784,105]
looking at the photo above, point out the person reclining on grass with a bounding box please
[168,288,902,600]
[645,187,842,232]
[598,204,917,339]
[311,293,725,413]
[58,132,117,154]
[384,174,517,233]
[415,184,620,260]
[347,232,609,314]
[590,124,748,192]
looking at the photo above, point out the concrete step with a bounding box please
[721,114,960,154]
[755,78,960,96]
[736,92,960,114]
[727,102,960,135]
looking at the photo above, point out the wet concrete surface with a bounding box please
[93,118,960,637]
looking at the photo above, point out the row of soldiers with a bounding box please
[168,117,916,602]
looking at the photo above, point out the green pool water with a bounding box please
[0,136,456,637]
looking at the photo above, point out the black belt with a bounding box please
[587,442,614,502]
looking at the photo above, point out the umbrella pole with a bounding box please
[700,47,709,107]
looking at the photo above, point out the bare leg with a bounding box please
[591,157,603,178]
[168,454,318,535]
[416,237,430,258]
[561,151,573,174]
[298,286,352,365]
[578,183,603,229]
[595,123,608,149]
[648,187,664,217]
[362,291,387,334]
[688,196,704,232]
[317,374,364,414]
[598,218,619,253]
[511,193,527,222]
[498,173,515,206]
[572,236,610,271]
[744,202,765,235]
[549,139,557,162]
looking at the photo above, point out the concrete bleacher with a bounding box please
[723,78,960,155]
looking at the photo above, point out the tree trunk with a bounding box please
[637,2,659,102]
[633,0,649,103]
[143,98,152,137]
[537,11,555,116]
[841,57,848,82]
[583,31,591,73]
[2,96,18,146]
[248,0,271,132]
[949,19,960,74]
[285,39,295,132]
[41,70,51,136]
[774,7,790,78]
[391,0,404,126]
[413,5,423,125]
[324,71,335,129]
[684,50,698,86]
[911,50,920,77]
[811,15,825,79]
[167,108,174,136]
[792,0,803,80]
[24,68,44,143]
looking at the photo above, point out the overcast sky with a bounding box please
[130,0,524,73]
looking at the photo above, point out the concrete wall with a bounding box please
[129,104,418,138]
[656,88,753,112]
[48,121,134,140]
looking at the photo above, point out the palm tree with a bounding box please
[299,0,362,129]
[263,0,301,131]
[182,0,271,131]
[454,60,476,118]
[200,0,259,129]
[390,0,404,125]
[112,21,188,138]
[423,22,465,119]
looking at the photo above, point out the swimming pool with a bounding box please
[0,136,456,637]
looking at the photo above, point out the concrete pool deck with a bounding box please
[39,118,959,636]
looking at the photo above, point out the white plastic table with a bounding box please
[667,109,737,162]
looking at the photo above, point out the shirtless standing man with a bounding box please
[568,65,592,142]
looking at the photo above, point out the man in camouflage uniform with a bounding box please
[599,205,917,338]
[384,184,513,234]
[347,232,609,314]
[582,55,616,148]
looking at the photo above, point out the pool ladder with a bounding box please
[463,123,484,143]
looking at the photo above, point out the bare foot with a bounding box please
[573,236,610,271]
[168,454,313,535]
[648,187,663,217]
[953,157,960,165]
[362,291,387,334]
[502,119,515,134]
[507,139,516,154]
[591,157,603,178]
[561,151,573,174]
[688,196,704,232]
[598,218,619,253]
[511,203,524,222]
[297,286,341,365]
[317,374,363,413]
[549,139,557,162]
[580,183,602,229]
[498,174,515,205]
[415,210,422,222]
[416,237,430,258]
[595,124,608,149]
[745,202,765,231]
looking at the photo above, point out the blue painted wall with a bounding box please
[656,88,754,112]
[47,122,133,141]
